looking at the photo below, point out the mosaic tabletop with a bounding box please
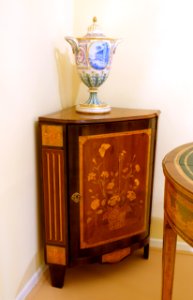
[176,145,193,181]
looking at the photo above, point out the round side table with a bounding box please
[162,143,193,299]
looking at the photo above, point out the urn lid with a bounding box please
[83,17,105,38]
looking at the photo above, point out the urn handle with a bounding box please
[71,192,81,204]
[65,36,79,54]
[112,39,122,54]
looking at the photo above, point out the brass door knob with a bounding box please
[71,192,81,203]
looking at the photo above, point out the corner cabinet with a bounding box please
[38,106,159,287]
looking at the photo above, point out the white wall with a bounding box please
[73,0,193,219]
[0,0,73,299]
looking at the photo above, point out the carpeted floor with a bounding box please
[26,248,193,300]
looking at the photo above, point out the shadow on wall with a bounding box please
[55,49,81,108]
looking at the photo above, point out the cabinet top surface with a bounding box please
[39,106,160,124]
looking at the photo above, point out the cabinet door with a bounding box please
[68,119,157,263]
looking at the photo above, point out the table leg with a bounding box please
[162,215,177,300]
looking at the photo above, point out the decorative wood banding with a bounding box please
[42,149,65,244]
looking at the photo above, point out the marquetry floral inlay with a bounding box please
[86,143,142,231]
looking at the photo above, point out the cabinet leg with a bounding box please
[49,264,66,288]
[143,243,149,259]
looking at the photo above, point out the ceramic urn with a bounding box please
[65,17,120,114]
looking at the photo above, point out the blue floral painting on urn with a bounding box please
[65,17,120,114]
[89,41,110,70]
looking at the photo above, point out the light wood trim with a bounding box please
[46,152,52,240]
[58,154,63,242]
[41,124,63,147]
[46,245,66,265]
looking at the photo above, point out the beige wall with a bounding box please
[1,0,193,298]
[0,1,73,299]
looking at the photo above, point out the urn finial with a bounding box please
[86,16,104,37]
[93,16,97,23]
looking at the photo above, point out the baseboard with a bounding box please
[15,265,47,300]
[150,238,193,253]
[150,238,163,249]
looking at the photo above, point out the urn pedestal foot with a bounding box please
[76,103,111,114]
[76,90,111,114]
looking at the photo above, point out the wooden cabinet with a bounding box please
[38,106,159,287]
